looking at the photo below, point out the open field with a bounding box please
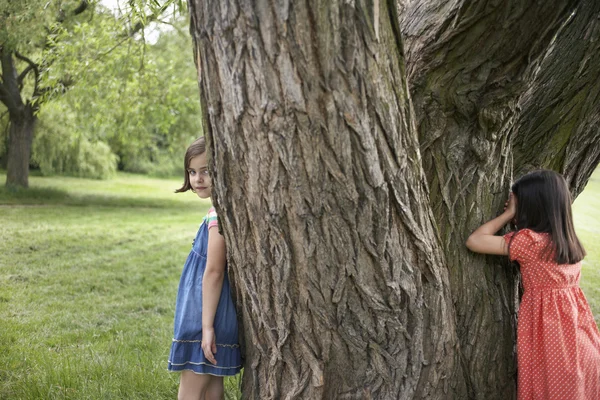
[0,173,240,399]
[1,169,598,399]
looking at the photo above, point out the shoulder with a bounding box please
[505,228,538,242]
[503,229,540,262]
[205,207,219,230]
[206,206,218,219]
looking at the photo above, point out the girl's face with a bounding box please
[187,152,212,199]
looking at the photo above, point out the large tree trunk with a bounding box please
[189,1,463,398]
[510,0,600,195]
[5,106,36,188]
[398,0,588,397]
[189,0,600,398]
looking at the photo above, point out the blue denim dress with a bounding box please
[168,215,242,376]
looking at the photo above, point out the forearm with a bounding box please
[471,210,513,236]
[466,210,514,255]
[202,268,225,329]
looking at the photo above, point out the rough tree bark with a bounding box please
[399,0,595,397]
[510,0,600,196]
[0,49,38,188]
[188,0,600,398]
[5,106,36,188]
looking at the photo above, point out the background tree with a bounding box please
[0,0,190,186]
[30,14,201,179]
[0,0,91,188]
[188,0,600,398]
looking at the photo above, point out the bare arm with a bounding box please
[201,226,226,365]
[466,194,516,256]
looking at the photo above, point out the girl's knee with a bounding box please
[204,391,223,400]
[178,371,211,400]
[204,376,224,400]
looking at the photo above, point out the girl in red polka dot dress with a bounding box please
[466,169,600,400]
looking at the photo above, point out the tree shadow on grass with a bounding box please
[0,186,192,209]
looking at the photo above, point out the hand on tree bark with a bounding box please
[504,193,517,220]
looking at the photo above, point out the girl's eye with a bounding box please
[188,169,209,176]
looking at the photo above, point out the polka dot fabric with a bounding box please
[504,229,600,400]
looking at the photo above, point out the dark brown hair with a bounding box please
[511,169,586,264]
[175,137,206,193]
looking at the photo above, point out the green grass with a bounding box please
[1,169,599,399]
[0,172,199,208]
[0,172,241,400]
[573,167,600,324]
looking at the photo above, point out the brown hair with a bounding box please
[511,169,586,264]
[175,137,206,193]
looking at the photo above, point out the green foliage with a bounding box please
[35,12,201,178]
[0,0,95,110]
[32,103,118,179]
[0,0,81,50]
[123,150,183,178]
[0,1,199,179]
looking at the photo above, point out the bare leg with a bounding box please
[204,376,224,400]
[178,370,212,400]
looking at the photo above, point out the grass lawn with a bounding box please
[0,172,240,400]
[1,169,598,399]
[573,167,600,324]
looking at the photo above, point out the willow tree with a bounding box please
[188,0,600,398]
[0,0,181,188]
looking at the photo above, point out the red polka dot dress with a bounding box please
[504,229,600,400]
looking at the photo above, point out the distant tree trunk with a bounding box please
[0,48,38,189]
[188,0,600,398]
[5,106,36,188]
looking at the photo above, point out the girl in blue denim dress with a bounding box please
[168,137,241,399]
